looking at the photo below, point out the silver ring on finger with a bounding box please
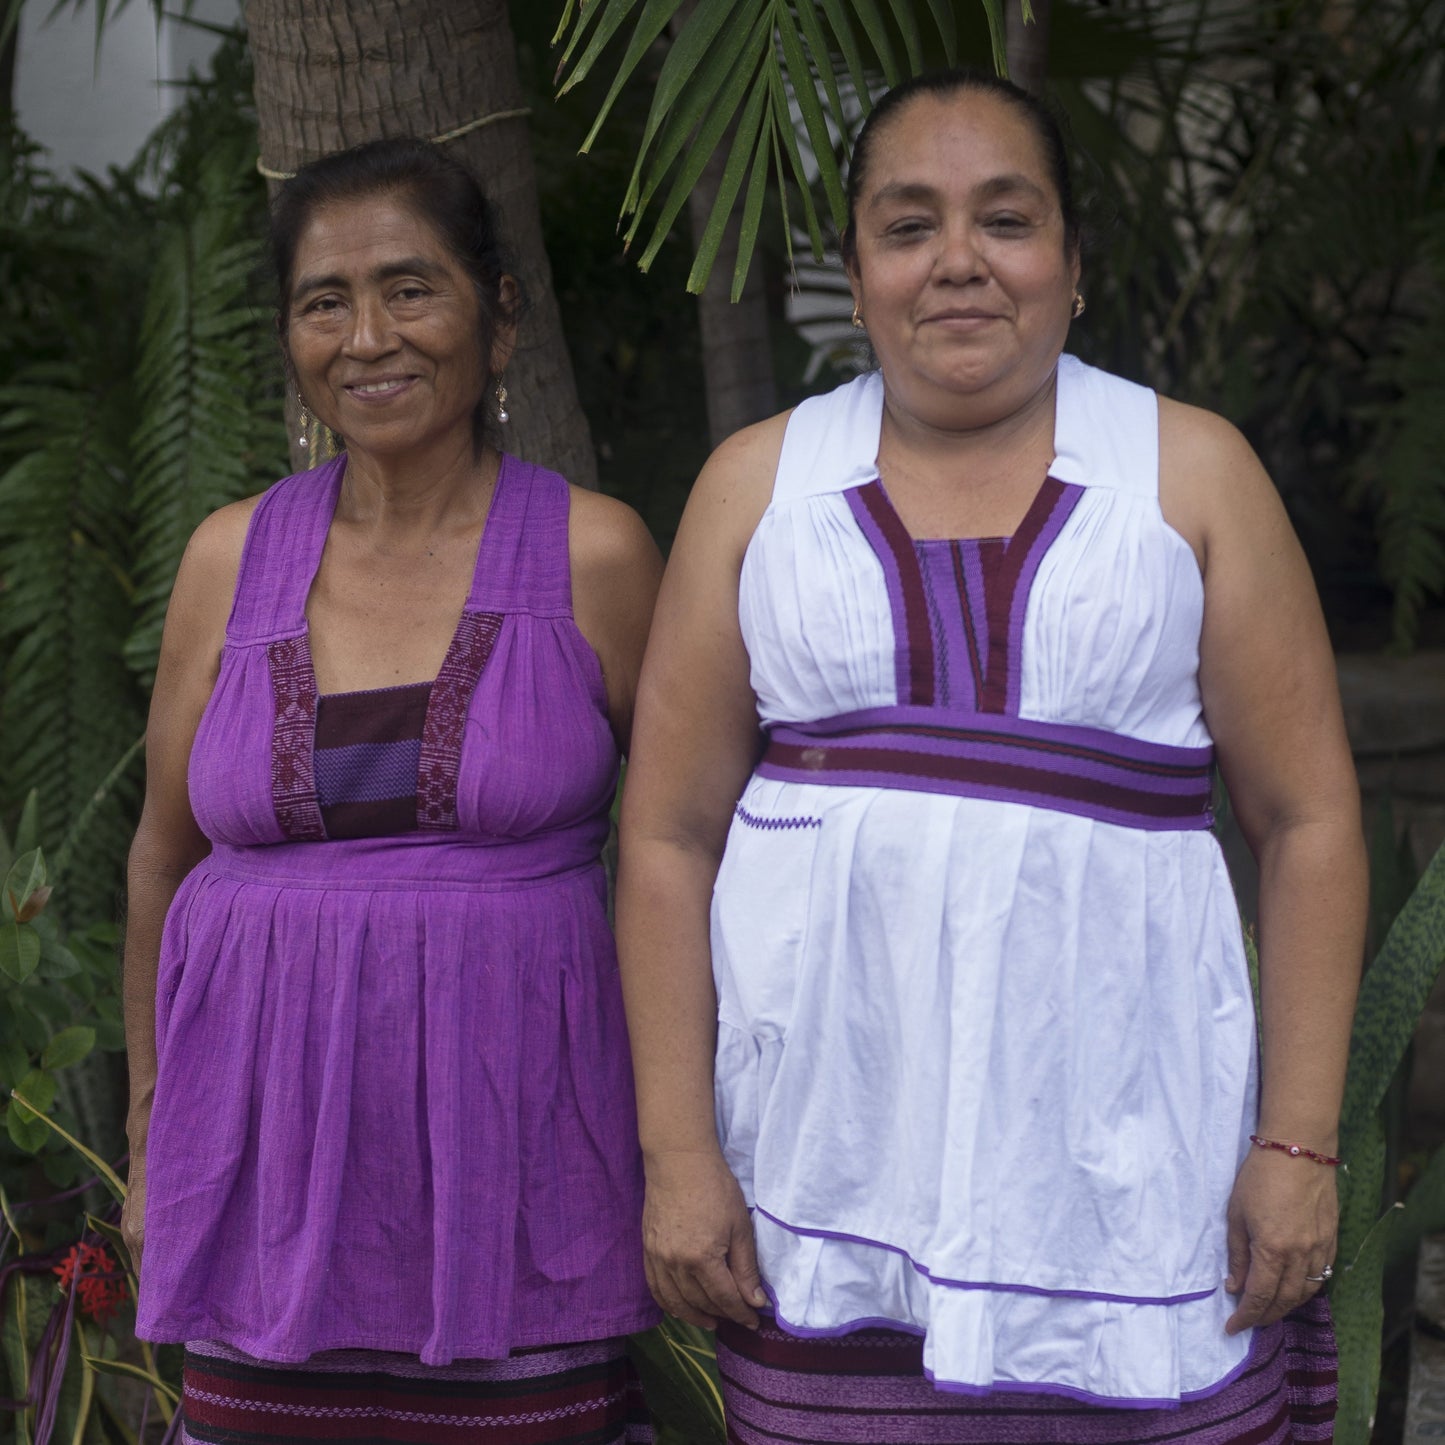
[1303,1264,1334,1284]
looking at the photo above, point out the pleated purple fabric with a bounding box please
[137,455,658,1364]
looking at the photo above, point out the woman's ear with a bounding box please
[489,275,520,375]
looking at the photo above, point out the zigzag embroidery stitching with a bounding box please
[184,1385,624,1426]
[735,804,822,831]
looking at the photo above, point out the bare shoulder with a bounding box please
[181,493,263,578]
[165,493,264,648]
[567,486,661,574]
[674,409,793,559]
[1157,395,1284,569]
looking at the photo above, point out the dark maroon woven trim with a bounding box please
[417,610,503,832]
[850,483,936,707]
[267,636,325,842]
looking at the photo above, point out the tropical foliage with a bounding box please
[0,31,285,928]
[565,0,1445,642]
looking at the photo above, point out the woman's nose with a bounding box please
[345,293,396,357]
[935,223,988,283]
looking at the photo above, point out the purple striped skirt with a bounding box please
[179,1337,653,1444]
[715,1302,1336,1444]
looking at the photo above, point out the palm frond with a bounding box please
[124,134,287,687]
[557,0,982,294]
[0,369,144,925]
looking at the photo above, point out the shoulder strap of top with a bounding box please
[1049,354,1159,499]
[769,371,884,512]
[226,457,345,644]
[466,453,573,616]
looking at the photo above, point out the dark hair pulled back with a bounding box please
[270,137,520,448]
[841,69,1080,268]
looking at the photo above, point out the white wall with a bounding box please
[13,0,238,178]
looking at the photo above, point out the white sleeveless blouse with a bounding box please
[709,356,1260,1404]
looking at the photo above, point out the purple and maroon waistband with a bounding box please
[756,706,1215,832]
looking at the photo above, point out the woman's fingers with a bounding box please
[641,1150,766,1329]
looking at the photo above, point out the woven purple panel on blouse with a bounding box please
[418,610,503,831]
[758,704,1215,831]
[314,682,431,840]
[267,635,325,842]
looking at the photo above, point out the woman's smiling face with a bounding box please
[285,194,501,463]
[848,89,1079,430]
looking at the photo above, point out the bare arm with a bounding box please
[121,498,255,1271]
[1160,400,1365,1334]
[615,416,784,1327]
[568,488,665,755]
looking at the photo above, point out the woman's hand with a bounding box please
[121,1152,146,1281]
[642,1148,768,1330]
[1224,1147,1338,1334]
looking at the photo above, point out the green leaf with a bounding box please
[622,1,771,222]
[776,3,848,232]
[814,0,872,105]
[793,0,848,140]
[12,1068,56,1117]
[573,0,690,151]
[1332,1195,1401,1445]
[1342,840,1445,1136]
[879,0,923,73]
[0,920,42,981]
[42,1026,95,1071]
[80,1355,179,1404]
[35,934,81,979]
[769,63,826,260]
[12,1001,51,1052]
[2,847,45,920]
[6,1070,56,1153]
[685,72,770,293]
[836,0,898,86]
[732,114,773,303]
[628,1319,725,1442]
[0,1039,28,1089]
[1386,1136,1445,1271]
[555,0,644,82]
[14,789,40,857]
[8,1087,127,1202]
[632,34,769,266]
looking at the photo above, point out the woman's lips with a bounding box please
[343,376,416,400]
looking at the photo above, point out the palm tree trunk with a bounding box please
[686,146,779,449]
[1006,0,1053,97]
[244,0,597,487]
[672,0,777,449]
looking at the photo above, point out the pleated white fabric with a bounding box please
[711,357,1259,1403]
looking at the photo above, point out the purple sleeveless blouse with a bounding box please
[136,455,658,1364]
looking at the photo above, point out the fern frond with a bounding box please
[0,370,145,924]
[124,137,287,686]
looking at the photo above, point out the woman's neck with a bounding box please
[335,436,498,544]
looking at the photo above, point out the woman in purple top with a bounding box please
[121,138,662,1444]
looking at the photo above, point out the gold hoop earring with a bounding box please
[851,301,864,330]
[1071,291,1086,319]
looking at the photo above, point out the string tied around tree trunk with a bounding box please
[255,107,533,180]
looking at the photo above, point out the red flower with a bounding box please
[54,1241,129,1326]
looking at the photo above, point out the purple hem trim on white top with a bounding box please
[756,1280,1265,1411]
[752,1206,1219,1306]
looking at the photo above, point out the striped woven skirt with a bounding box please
[715,1301,1336,1444]
[180,1337,653,1444]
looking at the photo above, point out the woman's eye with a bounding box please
[985,214,1031,231]
[306,296,342,314]
[394,285,429,303]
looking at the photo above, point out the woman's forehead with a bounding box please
[861,91,1052,196]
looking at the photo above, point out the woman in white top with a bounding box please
[618,69,1363,1441]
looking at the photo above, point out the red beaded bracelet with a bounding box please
[1249,1134,1344,1168]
